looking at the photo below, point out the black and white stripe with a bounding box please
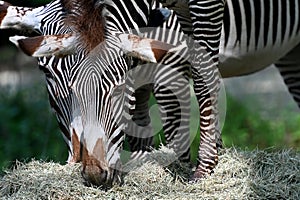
[135,0,300,180]
[1,0,226,183]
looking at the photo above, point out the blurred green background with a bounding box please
[0,0,299,171]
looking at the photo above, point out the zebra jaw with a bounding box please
[9,34,77,57]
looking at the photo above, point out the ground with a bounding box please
[0,147,299,199]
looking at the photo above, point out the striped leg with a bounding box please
[123,63,157,162]
[188,0,225,180]
[153,71,191,162]
[276,44,300,108]
[125,83,154,153]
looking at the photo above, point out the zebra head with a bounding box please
[1,0,176,187]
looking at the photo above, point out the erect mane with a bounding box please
[61,0,105,52]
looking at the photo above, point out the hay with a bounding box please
[1,147,299,200]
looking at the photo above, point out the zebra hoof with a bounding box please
[189,168,215,184]
[0,1,11,27]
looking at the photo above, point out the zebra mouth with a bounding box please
[81,166,123,189]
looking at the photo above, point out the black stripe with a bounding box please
[263,0,270,46]
[223,3,230,47]
[232,0,242,46]
[281,0,287,42]
[272,0,279,44]
[254,0,261,49]
[243,0,252,48]
[289,0,296,38]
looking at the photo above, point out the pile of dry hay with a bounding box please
[0,147,299,199]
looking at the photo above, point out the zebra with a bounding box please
[0,0,201,186]
[131,0,300,177]
[127,0,300,179]
[2,0,300,185]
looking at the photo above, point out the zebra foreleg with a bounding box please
[152,70,191,162]
[125,84,155,153]
[187,0,225,181]
[191,61,221,180]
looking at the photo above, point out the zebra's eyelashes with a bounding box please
[112,83,126,97]
[94,0,105,8]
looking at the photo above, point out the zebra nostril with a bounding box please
[100,170,108,181]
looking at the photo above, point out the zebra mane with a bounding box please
[61,0,105,51]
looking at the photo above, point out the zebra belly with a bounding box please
[219,37,300,78]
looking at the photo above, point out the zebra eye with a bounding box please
[112,83,126,97]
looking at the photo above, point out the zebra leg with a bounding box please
[276,44,300,108]
[153,74,191,162]
[125,83,155,153]
[123,63,157,163]
[188,0,225,180]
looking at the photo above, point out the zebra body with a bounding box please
[220,0,300,77]
[155,0,300,79]
[155,0,300,175]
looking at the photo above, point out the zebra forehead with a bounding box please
[61,0,106,52]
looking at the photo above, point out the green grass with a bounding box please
[222,95,300,150]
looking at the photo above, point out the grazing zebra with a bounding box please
[0,0,198,186]
[135,0,300,170]
[139,0,300,166]
[136,0,300,182]
[2,0,300,185]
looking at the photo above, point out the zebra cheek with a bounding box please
[69,129,81,163]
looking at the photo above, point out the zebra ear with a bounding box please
[0,1,43,31]
[119,33,174,63]
[0,1,12,26]
[9,34,76,57]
